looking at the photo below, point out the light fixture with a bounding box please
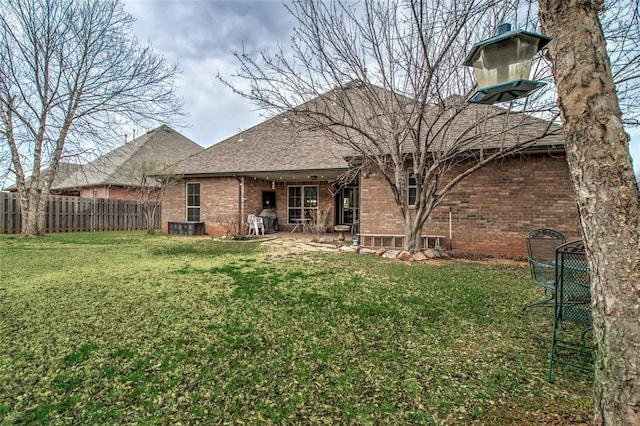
[464,23,551,104]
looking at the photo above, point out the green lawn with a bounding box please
[0,232,591,424]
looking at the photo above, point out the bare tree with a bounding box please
[221,0,560,252]
[538,0,640,423]
[601,0,640,127]
[123,160,181,235]
[0,0,183,236]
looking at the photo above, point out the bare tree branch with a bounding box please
[219,0,563,252]
[0,0,184,236]
[121,160,182,234]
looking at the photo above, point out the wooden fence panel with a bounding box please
[0,192,161,234]
[0,192,20,234]
[95,198,104,231]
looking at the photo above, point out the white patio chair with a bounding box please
[254,216,265,235]
[247,214,264,236]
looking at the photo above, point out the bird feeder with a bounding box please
[464,23,552,104]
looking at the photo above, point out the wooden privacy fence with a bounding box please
[0,192,161,234]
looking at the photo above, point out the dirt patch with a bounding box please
[259,237,341,256]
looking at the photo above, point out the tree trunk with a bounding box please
[36,190,48,235]
[538,1,640,424]
[146,217,155,235]
[402,209,423,252]
[22,189,45,236]
[143,203,156,235]
[405,226,422,253]
[20,191,36,236]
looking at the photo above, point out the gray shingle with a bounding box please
[53,125,203,190]
[172,115,355,176]
[173,85,563,177]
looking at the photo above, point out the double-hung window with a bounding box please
[408,168,417,206]
[288,185,318,223]
[186,182,200,222]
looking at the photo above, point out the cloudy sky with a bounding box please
[124,0,295,147]
[123,0,640,172]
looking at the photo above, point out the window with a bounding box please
[288,185,318,223]
[340,186,359,225]
[408,168,417,206]
[186,182,200,222]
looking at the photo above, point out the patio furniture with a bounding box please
[290,218,310,233]
[350,221,359,236]
[247,214,264,236]
[548,240,593,382]
[524,228,566,309]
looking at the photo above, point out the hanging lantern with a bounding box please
[464,23,552,104]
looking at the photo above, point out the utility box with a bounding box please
[168,221,205,236]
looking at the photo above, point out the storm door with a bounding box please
[338,187,359,226]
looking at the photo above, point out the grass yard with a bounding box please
[0,232,592,424]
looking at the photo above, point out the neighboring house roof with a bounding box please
[52,125,203,191]
[6,125,203,192]
[4,161,84,192]
[174,84,564,180]
[51,162,87,190]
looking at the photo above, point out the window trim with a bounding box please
[287,184,319,224]
[186,182,201,222]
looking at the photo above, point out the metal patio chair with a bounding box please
[548,240,593,382]
[524,228,566,310]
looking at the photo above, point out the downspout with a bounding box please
[234,175,242,235]
[448,206,453,251]
[356,172,362,245]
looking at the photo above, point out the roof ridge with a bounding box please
[98,125,163,184]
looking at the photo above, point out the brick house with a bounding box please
[163,93,581,258]
[8,125,203,200]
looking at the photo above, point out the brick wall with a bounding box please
[360,154,582,257]
[163,177,336,234]
[163,177,239,235]
[243,179,334,231]
[162,154,579,257]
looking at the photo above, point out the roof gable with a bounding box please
[53,125,203,190]
[172,115,356,177]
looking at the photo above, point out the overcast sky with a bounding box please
[123,0,640,173]
[124,0,295,147]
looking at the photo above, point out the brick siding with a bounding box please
[163,177,239,235]
[162,154,581,257]
[360,154,582,257]
[163,177,336,235]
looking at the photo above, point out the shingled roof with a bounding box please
[52,125,203,190]
[172,84,563,180]
[171,115,357,180]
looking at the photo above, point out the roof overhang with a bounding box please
[344,143,565,162]
[177,168,350,182]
